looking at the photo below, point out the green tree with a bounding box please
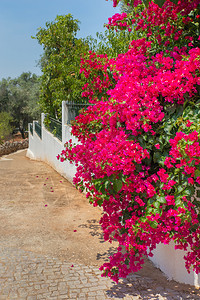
[0,112,13,143]
[95,28,140,58]
[34,14,90,119]
[0,79,10,113]
[9,72,40,138]
[0,72,40,138]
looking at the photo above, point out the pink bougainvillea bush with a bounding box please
[58,0,200,282]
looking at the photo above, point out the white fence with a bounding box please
[27,101,199,288]
[27,101,77,184]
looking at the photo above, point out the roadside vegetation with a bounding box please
[0,72,40,140]
[58,0,200,282]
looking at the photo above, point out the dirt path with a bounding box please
[0,150,199,299]
[0,149,117,266]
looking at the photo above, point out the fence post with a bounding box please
[41,113,45,128]
[41,113,45,140]
[28,123,32,136]
[33,120,38,133]
[62,101,68,144]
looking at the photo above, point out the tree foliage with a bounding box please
[0,72,40,138]
[0,112,13,143]
[92,28,139,58]
[34,14,90,119]
[0,79,10,113]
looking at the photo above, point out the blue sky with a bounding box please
[0,0,119,80]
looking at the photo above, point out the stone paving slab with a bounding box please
[0,246,200,300]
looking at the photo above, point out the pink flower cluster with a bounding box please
[58,0,200,282]
[107,12,128,30]
[80,52,117,103]
[166,131,200,185]
[108,0,200,50]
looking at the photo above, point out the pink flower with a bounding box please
[166,195,175,205]
[157,169,169,183]
[188,178,194,184]
[155,143,160,149]
[186,120,193,127]
[196,177,200,184]
[163,180,177,190]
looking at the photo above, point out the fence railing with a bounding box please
[29,101,94,141]
[30,123,33,135]
[66,101,93,124]
[35,122,42,139]
[45,116,62,141]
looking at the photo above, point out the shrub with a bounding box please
[58,0,200,282]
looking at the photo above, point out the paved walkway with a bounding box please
[0,150,200,299]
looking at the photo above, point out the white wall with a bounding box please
[149,241,200,287]
[27,101,200,288]
[27,102,77,184]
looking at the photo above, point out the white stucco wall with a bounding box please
[27,102,77,184]
[149,241,200,288]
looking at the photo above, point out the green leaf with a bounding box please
[164,123,174,134]
[99,185,105,194]
[143,156,152,166]
[148,198,155,205]
[153,152,161,163]
[157,196,166,204]
[97,199,103,206]
[176,185,185,193]
[148,136,155,145]
[175,105,184,118]
[145,206,153,214]
[184,186,195,197]
[150,221,158,228]
[195,169,200,179]
[175,198,182,206]
[140,217,146,223]
[154,201,160,209]
[105,180,110,190]
[113,179,123,193]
